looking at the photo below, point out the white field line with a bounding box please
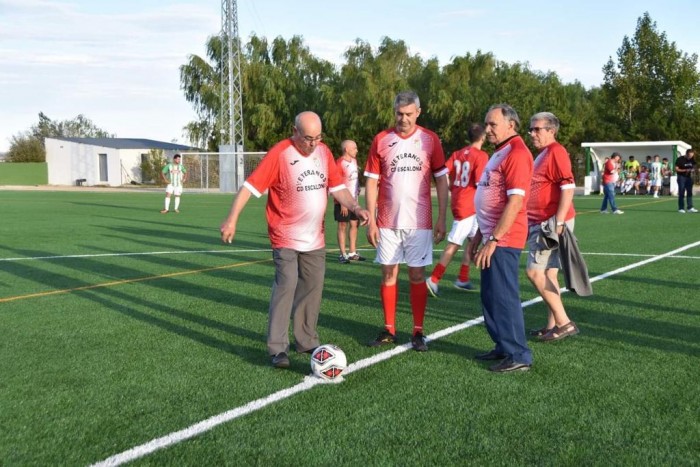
[89,240,700,467]
[2,249,700,263]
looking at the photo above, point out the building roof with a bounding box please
[49,137,196,151]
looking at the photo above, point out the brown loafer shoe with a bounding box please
[540,322,579,342]
[529,326,554,337]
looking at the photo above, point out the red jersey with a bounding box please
[334,156,359,203]
[474,135,533,249]
[602,159,619,185]
[364,125,448,229]
[244,138,346,251]
[527,142,576,225]
[445,145,489,220]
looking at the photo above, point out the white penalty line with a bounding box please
[88,239,699,466]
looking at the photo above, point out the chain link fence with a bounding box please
[179,152,266,191]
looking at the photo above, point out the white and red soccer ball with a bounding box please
[310,344,347,380]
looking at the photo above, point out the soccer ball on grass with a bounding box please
[310,344,347,381]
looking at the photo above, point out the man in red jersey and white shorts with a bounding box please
[220,111,369,369]
[525,112,579,342]
[467,104,533,372]
[426,123,488,296]
[364,91,449,352]
[334,139,365,263]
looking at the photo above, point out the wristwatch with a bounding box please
[487,234,499,243]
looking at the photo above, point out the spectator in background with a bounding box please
[661,157,672,195]
[625,155,640,177]
[635,165,650,195]
[334,139,366,263]
[650,155,662,198]
[600,152,624,214]
[426,123,488,296]
[676,148,697,213]
[642,155,653,172]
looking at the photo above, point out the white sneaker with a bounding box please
[613,210,624,215]
[679,209,686,213]
[600,210,609,214]
[653,194,659,198]
[425,279,439,298]
[689,208,698,213]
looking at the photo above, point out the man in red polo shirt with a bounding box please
[525,111,579,342]
[467,103,533,372]
[220,111,369,369]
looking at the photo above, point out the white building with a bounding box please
[45,137,195,187]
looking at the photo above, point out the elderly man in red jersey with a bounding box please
[525,112,579,342]
[220,111,369,369]
[467,104,533,372]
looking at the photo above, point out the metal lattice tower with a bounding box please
[220,0,244,151]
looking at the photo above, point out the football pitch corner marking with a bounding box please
[90,239,700,466]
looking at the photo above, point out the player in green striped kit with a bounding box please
[160,154,188,213]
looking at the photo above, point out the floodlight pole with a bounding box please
[220,0,245,153]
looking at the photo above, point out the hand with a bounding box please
[340,206,349,217]
[220,219,236,244]
[355,208,370,227]
[474,240,497,269]
[366,223,380,248]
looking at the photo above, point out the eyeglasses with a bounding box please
[528,127,551,133]
[302,134,323,143]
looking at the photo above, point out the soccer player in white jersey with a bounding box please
[334,139,365,263]
[160,154,188,213]
[650,155,662,198]
[220,111,369,369]
[364,91,449,352]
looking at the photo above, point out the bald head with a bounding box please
[293,111,323,155]
[341,140,358,159]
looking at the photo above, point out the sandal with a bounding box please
[529,326,554,337]
[539,321,579,342]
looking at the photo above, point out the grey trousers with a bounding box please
[267,248,325,355]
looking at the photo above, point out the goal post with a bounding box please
[177,150,265,192]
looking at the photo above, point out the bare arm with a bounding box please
[365,177,379,247]
[332,188,369,225]
[220,187,253,244]
[554,188,574,234]
[434,174,449,244]
[474,194,523,269]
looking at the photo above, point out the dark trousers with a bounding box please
[480,246,532,365]
[677,176,694,210]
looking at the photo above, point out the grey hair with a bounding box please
[394,91,420,110]
[488,104,521,131]
[530,111,560,134]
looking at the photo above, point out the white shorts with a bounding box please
[166,184,183,196]
[375,228,433,267]
[446,215,478,246]
[651,178,662,187]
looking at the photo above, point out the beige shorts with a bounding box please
[526,219,575,270]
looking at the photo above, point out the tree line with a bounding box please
[180,12,699,183]
[8,13,699,185]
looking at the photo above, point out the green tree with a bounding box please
[140,149,167,185]
[601,12,700,144]
[7,112,114,162]
[6,133,45,162]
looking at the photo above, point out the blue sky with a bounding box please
[0,0,698,152]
